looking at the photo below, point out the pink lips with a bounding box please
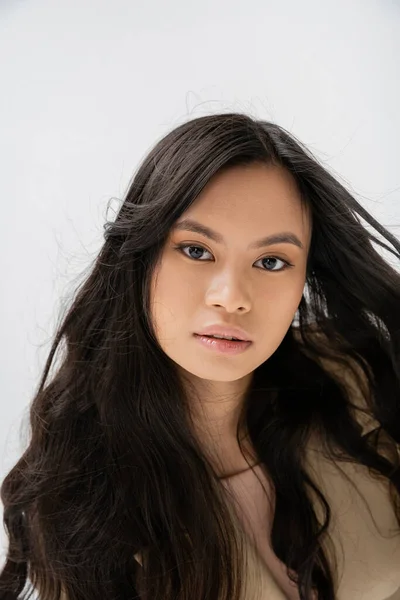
[195,324,251,342]
[193,334,252,355]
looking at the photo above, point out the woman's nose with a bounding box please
[204,272,252,314]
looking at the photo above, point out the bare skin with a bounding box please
[150,162,312,477]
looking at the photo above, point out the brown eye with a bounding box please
[175,244,212,261]
[256,256,293,272]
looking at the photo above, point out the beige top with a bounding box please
[217,345,400,600]
[132,446,400,600]
[132,433,400,600]
[220,439,400,600]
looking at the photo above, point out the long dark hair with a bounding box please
[1,113,400,600]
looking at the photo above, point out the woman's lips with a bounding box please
[193,334,252,355]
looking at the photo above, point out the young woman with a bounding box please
[1,113,400,600]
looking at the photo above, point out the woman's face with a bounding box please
[150,162,312,384]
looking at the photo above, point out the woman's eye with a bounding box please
[174,244,294,272]
[178,245,212,261]
[255,256,292,272]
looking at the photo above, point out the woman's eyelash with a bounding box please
[173,244,294,272]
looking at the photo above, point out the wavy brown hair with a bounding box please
[1,113,400,600]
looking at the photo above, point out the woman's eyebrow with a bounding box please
[173,218,304,250]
